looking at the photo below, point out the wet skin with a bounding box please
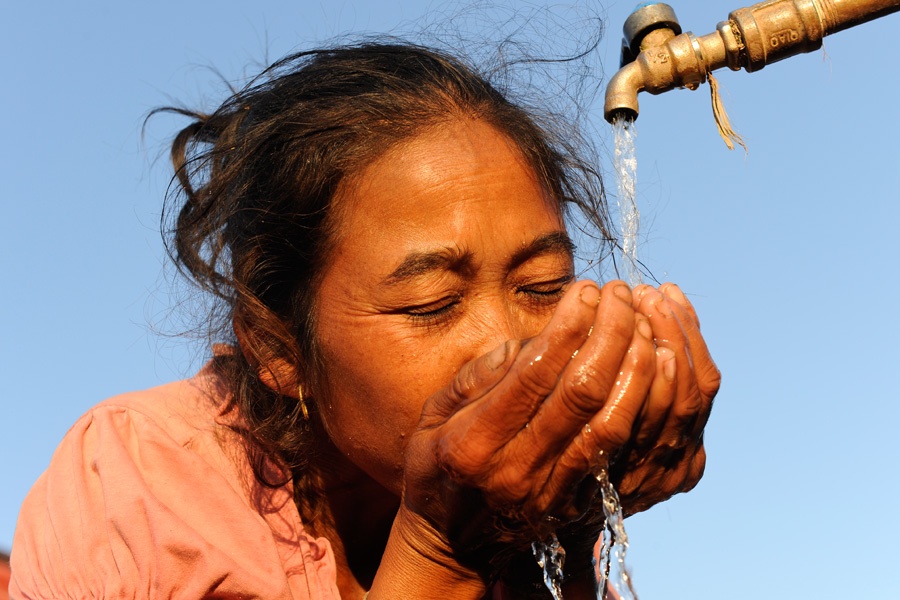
[292,118,718,598]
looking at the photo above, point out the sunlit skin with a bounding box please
[283,118,719,599]
[315,119,574,495]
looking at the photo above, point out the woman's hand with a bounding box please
[611,282,720,516]
[398,281,654,569]
[370,280,718,596]
[504,282,720,598]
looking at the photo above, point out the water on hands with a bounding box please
[534,117,640,600]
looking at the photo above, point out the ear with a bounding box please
[233,315,303,399]
[256,358,302,399]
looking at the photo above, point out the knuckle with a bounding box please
[673,392,704,425]
[591,411,633,449]
[699,362,722,399]
[435,432,489,480]
[599,313,636,345]
[564,434,596,476]
[490,465,534,507]
[539,451,595,517]
[450,363,480,402]
[559,365,613,418]
[690,446,707,484]
[514,357,563,399]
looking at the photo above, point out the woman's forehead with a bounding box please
[336,118,559,222]
[322,118,567,277]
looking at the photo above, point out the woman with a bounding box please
[11,42,718,599]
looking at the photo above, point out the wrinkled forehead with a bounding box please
[317,118,567,278]
[329,117,562,238]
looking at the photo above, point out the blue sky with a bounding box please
[3,2,899,598]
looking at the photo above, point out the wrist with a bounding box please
[367,506,487,599]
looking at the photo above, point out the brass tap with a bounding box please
[604,0,900,123]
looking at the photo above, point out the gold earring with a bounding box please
[298,384,309,420]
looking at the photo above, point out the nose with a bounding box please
[465,292,549,364]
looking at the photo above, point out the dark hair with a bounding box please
[158,40,613,501]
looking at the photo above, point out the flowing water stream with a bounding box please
[532,534,566,599]
[594,116,640,600]
[594,466,637,600]
[613,117,641,288]
[534,116,641,600]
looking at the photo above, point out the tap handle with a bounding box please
[622,2,682,59]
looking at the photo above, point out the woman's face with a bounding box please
[313,118,575,495]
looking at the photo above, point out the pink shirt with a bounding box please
[10,367,340,599]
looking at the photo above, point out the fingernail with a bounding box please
[663,354,676,381]
[662,283,687,304]
[485,340,510,370]
[636,315,652,339]
[580,284,601,306]
[648,291,669,317]
[613,284,632,303]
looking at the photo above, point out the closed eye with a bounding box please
[403,294,462,324]
[516,275,574,305]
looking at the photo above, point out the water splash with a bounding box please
[594,467,638,600]
[532,533,566,600]
[613,117,641,288]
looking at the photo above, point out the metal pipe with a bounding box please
[604,0,900,123]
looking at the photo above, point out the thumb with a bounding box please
[420,339,522,424]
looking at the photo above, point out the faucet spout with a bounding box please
[604,62,642,122]
[604,0,900,123]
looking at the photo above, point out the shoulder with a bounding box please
[10,368,340,600]
[89,365,232,446]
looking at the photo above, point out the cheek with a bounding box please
[314,322,459,490]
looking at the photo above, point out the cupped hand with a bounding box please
[398,280,658,576]
[610,282,720,517]
[394,279,719,583]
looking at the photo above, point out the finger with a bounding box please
[527,308,656,513]
[631,283,656,310]
[579,312,655,453]
[432,280,601,476]
[633,346,677,448]
[419,338,521,426]
[660,284,721,408]
[658,282,700,327]
[684,443,707,494]
[470,280,602,430]
[518,280,639,455]
[616,441,707,518]
[641,291,721,451]
[637,290,701,443]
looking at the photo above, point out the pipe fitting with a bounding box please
[604,0,900,123]
[623,3,682,59]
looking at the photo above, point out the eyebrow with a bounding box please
[508,231,575,272]
[381,231,575,286]
[382,246,473,285]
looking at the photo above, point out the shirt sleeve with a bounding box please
[10,402,332,600]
